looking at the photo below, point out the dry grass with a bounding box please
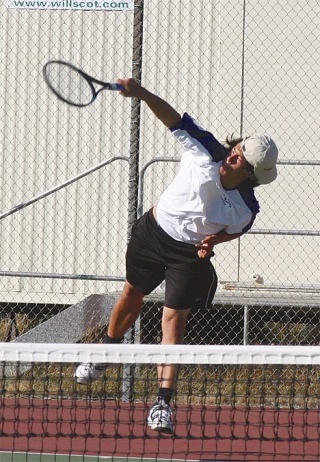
[1,362,320,409]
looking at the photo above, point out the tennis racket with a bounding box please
[43,60,124,107]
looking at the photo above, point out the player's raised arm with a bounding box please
[118,78,181,128]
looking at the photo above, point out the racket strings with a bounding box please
[45,63,94,106]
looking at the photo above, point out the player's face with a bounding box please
[220,143,253,185]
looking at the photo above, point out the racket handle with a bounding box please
[109,83,124,91]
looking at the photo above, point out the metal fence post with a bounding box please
[122,0,144,402]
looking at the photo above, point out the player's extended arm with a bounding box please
[117,78,181,128]
[196,231,243,259]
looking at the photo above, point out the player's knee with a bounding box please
[161,308,190,344]
[121,280,144,302]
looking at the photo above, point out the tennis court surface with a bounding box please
[1,343,319,462]
[1,456,179,462]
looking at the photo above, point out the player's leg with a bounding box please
[157,306,190,389]
[147,253,217,433]
[75,281,144,384]
[75,210,165,384]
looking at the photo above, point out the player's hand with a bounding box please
[196,235,216,259]
[117,78,144,99]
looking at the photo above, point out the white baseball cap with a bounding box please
[242,133,278,185]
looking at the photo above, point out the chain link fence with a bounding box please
[0,0,319,345]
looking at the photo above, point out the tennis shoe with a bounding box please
[74,363,107,384]
[147,397,173,434]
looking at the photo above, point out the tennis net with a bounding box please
[0,343,320,462]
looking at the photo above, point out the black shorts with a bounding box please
[126,209,217,310]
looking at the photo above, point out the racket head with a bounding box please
[43,60,96,107]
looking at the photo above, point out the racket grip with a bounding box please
[109,83,124,91]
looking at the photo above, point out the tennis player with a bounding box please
[75,78,278,433]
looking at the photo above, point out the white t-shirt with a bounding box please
[156,113,260,244]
